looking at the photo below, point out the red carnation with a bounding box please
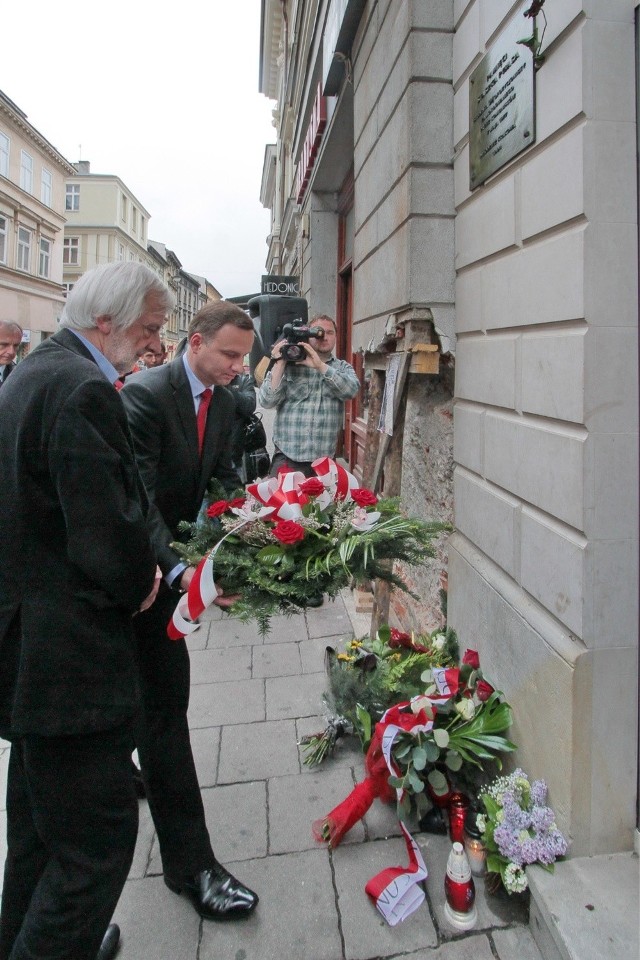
[476,679,495,702]
[272,520,306,545]
[351,488,378,507]
[206,500,230,518]
[300,478,325,497]
[228,497,246,509]
[462,648,480,669]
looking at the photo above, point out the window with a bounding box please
[39,237,51,278]
[131,206,137,233]
[20,151,33,193]
[17,226,31,271]
[118,242,125,261]
[63,282,74,297]
[140,216,145,242]
[0,216,6,263]
[41,168,52,206]
[63,237,79,265]
[65,183,80,211]
[0,133,8,177]
[121,194,127,221]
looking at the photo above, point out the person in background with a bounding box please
[228,371,257,476]
[0,321,23,386]
[119,300,259,923]
[139,342,167,368]
[0,261,171,960]
[258,314,359,605]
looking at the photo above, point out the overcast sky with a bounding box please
[2,1,276,298]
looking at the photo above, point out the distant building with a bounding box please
[0,89,75,351]
[63,161,151,294]
[187,272,223,310]
[147,241,204,358]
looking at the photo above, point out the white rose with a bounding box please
[454,698,476,721]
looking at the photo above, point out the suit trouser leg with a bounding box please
[133,586,214,879]
[0,725,137,960]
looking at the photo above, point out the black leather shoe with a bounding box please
[164,863,258,920]
[306,594,324,608]
[96,923,120,960]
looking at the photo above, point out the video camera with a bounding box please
[280,319,325,363]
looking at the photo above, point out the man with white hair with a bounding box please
[0,261,173,960]
[0,321,23,385]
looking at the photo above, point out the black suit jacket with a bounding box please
[120,357,240,574]
[0,361,16,385]
[0,329,157,738]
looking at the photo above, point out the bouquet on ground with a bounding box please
[301,623,460,765]
[477,769,568,894]
[313,647,516,846]
[169,457,449,636]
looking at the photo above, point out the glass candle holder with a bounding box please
[448,792,469,844]
[463,805,487,876]
[444,841,477,930]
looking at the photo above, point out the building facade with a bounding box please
[0,90,75,350]
[259,0,639,861]
[62,161,151,293]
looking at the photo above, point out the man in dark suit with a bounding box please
[120,300,259,922]
[0,261,173,960]
[0,321,23,386]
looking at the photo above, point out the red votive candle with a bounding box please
[448,792,469,843]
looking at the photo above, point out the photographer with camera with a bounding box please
[258,312,359,478]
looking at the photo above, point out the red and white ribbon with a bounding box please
[167,552,219,640]
[364,823,429,926]
[167,520,250,640]
[363,703,432,924]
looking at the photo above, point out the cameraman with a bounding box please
[258,314,359,480]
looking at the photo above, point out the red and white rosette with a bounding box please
[246,470,307,520]
[312,456,359,504]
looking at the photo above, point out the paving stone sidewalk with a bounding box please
[0,591,541,960]
[122,592,541,959]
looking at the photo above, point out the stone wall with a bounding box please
[449,0,638,854]
[352,0,457,630]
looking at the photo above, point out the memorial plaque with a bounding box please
[469,10,535,189]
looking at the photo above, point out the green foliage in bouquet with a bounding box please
[303,633,517,826]
[301,624,459,765]
[382,647,515,823]
[172,475,449,635]
[389,689,516,824]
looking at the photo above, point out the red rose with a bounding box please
[351,488,378,507]
[228,497,246,509]
[476,679,495,702]
[272,520,306,545]
[389,629,413,650]
[300,478,325,496]
[462,649,480,669]
[206,500,230,518]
